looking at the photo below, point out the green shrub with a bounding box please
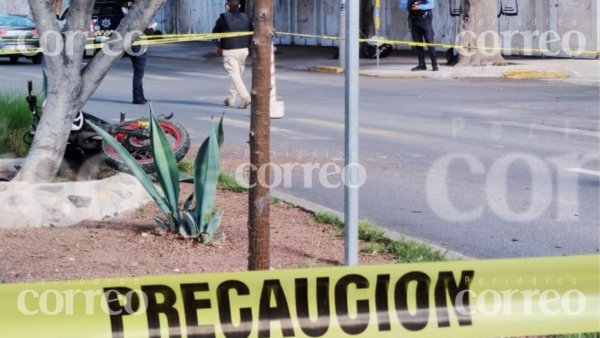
[0,93,31,155]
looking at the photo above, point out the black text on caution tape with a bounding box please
[103,270,474,337]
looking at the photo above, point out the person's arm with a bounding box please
[399,0,409,11]
[212,15,225,55]
[417,0,435,10]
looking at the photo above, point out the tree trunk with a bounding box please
[52,0,62,16]
[248,0,272,271]
[15,0,167,183]
[457,0,506,66]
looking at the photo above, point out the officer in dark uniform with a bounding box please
[122,0,149,104]
[401,0,438,71]
[130,48,147,104]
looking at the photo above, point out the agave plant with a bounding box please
[182,116,224,243]
[87,106,225,243]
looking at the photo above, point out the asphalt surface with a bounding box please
[1,44,598,258]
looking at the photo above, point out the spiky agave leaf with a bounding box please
[217,115,224,149]
[149,106,181,224]
[193,120,221,228]
[183,210,200,238]
[87,121,173,227]
[202,210,222,241]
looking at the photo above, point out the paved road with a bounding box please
[1,44,598,258]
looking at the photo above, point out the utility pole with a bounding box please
[248,0,273,270]
[345,0,360,266]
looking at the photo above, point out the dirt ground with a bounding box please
[0,145,395,283]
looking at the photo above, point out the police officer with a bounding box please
[122,0,149,104]
[130,48,147,104]
[400,0,439,71]
[212,0,254,109]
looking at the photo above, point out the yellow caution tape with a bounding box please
[2,30,597,57]
[276,32,600,56]
[0,32,253,56]
[0,255,598,337]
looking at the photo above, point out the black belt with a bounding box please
[410,10,432,19]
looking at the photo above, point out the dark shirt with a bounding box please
[212,9,253,50]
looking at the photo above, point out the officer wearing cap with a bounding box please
[400,0,439,71]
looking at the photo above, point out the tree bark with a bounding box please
[52,0,62,16]
[457,0,506,66]
[15,0,167,183]
[248,0,272,271]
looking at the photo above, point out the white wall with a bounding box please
[149,0,600,58]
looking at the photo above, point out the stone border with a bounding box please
[0,173,151,228]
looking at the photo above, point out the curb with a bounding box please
[308,65,344,74]
[359,70,426,79]
[271,190,473,261]
[503,68,570,79]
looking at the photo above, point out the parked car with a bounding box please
[0,14,42,64]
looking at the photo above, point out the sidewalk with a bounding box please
[150,42,599,86]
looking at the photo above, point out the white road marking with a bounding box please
[564,168,600,177]
[492,121,600,139]
[290,118,427,143]
[195,117,330,140]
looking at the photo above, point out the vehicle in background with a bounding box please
[0,14,42,64]
[90,1,125,44]
[58,1,125,55]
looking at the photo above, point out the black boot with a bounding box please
[411,64,427,71]
[431,56,439,71]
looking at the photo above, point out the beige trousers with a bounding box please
[223,48,250,101]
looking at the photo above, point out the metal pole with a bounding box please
[339,0,346,69]
[344,0,359,266]
[375,0,381,70]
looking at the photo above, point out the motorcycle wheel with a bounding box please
[102,119,190,173]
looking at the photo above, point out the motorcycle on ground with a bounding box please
[25,80,190,173]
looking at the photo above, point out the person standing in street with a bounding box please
[130,49,147,104]
[212,0,254,109]
[122,0,149,104]
[400,0,439,71]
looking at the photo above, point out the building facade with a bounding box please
[155,0,599,58]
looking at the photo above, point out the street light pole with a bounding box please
[344,0,359,266]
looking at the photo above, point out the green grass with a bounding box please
[359,242,388,254]
[177,159,194,175]
[314,211,344,233]
[270,196,283,205]
[313,212,445,263]
[387,238,445,263]
[218,171,247,193]
[0,93,32,156]
[358,219,387,242]
[555,333,600,338]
